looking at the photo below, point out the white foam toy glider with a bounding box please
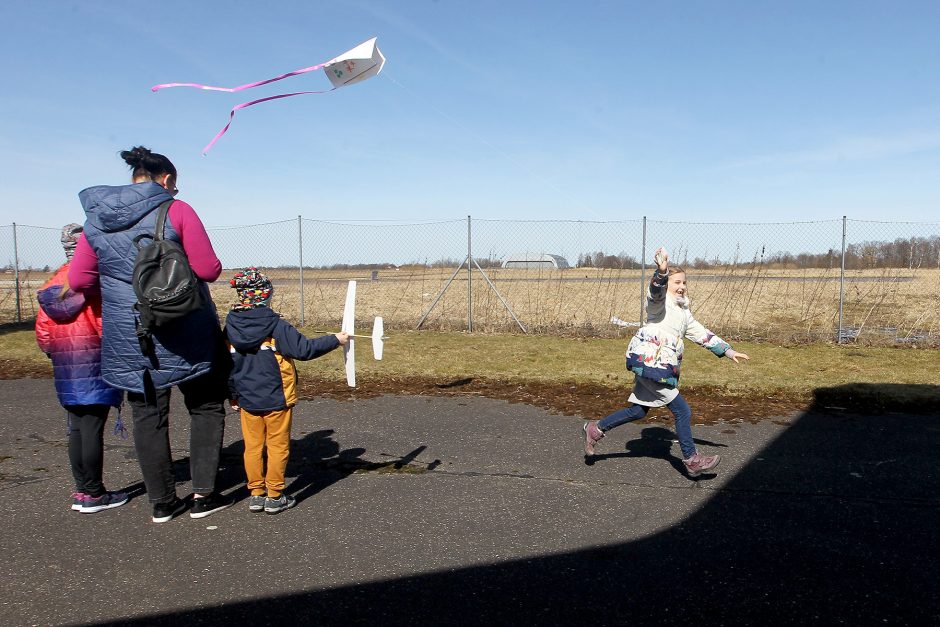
[609,316,640,328]
[151,38,386,154]
[653,246,669,269]
[339,281,386,388]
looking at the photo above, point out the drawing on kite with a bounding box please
[330,61,359,82]
[151,38,386,154]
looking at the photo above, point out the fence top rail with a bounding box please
[1,224,59,231]
[206,218,298,230]
[647,218,844,226]
[846,218,940,226]
[300,218,467,227]
[473,218,645,225]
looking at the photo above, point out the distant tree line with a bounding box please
[574,235,940,271]
[842,236,940,269]
[744,236,940,270]
[575,252,641,269]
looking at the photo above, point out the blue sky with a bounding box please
[1,0,938,228]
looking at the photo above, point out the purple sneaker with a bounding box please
[582,421,605,456]
[80,491,129,513]
[71,492,88,512]
[683,453,721,477]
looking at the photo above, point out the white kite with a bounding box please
[151,38,386,153]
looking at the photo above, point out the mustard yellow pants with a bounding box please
[240,407,292,498]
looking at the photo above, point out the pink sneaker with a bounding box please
[683,453,721,477]
[71,492,88,512]
[582,421,605,456]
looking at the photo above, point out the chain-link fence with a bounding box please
[4,217,939,345]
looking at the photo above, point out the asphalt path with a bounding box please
[1,379,937,626]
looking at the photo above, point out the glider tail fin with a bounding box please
[372,316,384,361]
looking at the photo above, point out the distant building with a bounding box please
[501,253,570,269]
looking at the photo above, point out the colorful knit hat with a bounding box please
[60,223,83,261]
[230,267,273,310]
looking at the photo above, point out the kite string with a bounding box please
[152,61,334,93]
[202,88,337,154]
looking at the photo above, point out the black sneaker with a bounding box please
[152,497,187,523]
[264,494,297,514]
[190,492,234,519]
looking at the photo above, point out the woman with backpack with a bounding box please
[69,146,233,523]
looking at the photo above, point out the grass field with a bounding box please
[5,323,938,397]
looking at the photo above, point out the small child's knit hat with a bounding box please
[230,267,273,311]
[60,223,83,261]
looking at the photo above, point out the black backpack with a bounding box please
[132,200,204,353]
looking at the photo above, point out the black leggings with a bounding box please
[66,404,112,497]
[126,370,227,504]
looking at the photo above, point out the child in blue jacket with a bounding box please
[36,224,126,512]
[224,268,348,514]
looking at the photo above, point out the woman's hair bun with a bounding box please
[120,146,154,169]
[120,145,176,178]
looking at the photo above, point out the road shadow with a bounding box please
[152,425,433,508]
[98,385,940,625]
[812,382,940,414]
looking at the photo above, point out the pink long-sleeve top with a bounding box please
[70,200,222,291]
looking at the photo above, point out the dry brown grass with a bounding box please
[213,266,940,345]
[5,266,939,345]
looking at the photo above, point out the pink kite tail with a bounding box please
[152,60,334,93]
[202,88,336,154]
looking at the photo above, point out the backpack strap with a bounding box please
[131,199,175,250]
[133,198,174,359]
[154,199,174,242]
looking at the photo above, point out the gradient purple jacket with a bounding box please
[35,263,122,407]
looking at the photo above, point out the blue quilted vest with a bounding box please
[79,182,221,393]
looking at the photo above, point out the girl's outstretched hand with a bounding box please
[653,247,669,272]
[725,349,750,363]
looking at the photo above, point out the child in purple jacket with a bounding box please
[36,224,126,513]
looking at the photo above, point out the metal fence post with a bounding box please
[838,215,846,344]
[297,215,305,326]
[467,215,472,333]
[12,222,21,323]
[640,216,647,323]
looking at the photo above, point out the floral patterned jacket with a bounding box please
[625,270,731,387]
